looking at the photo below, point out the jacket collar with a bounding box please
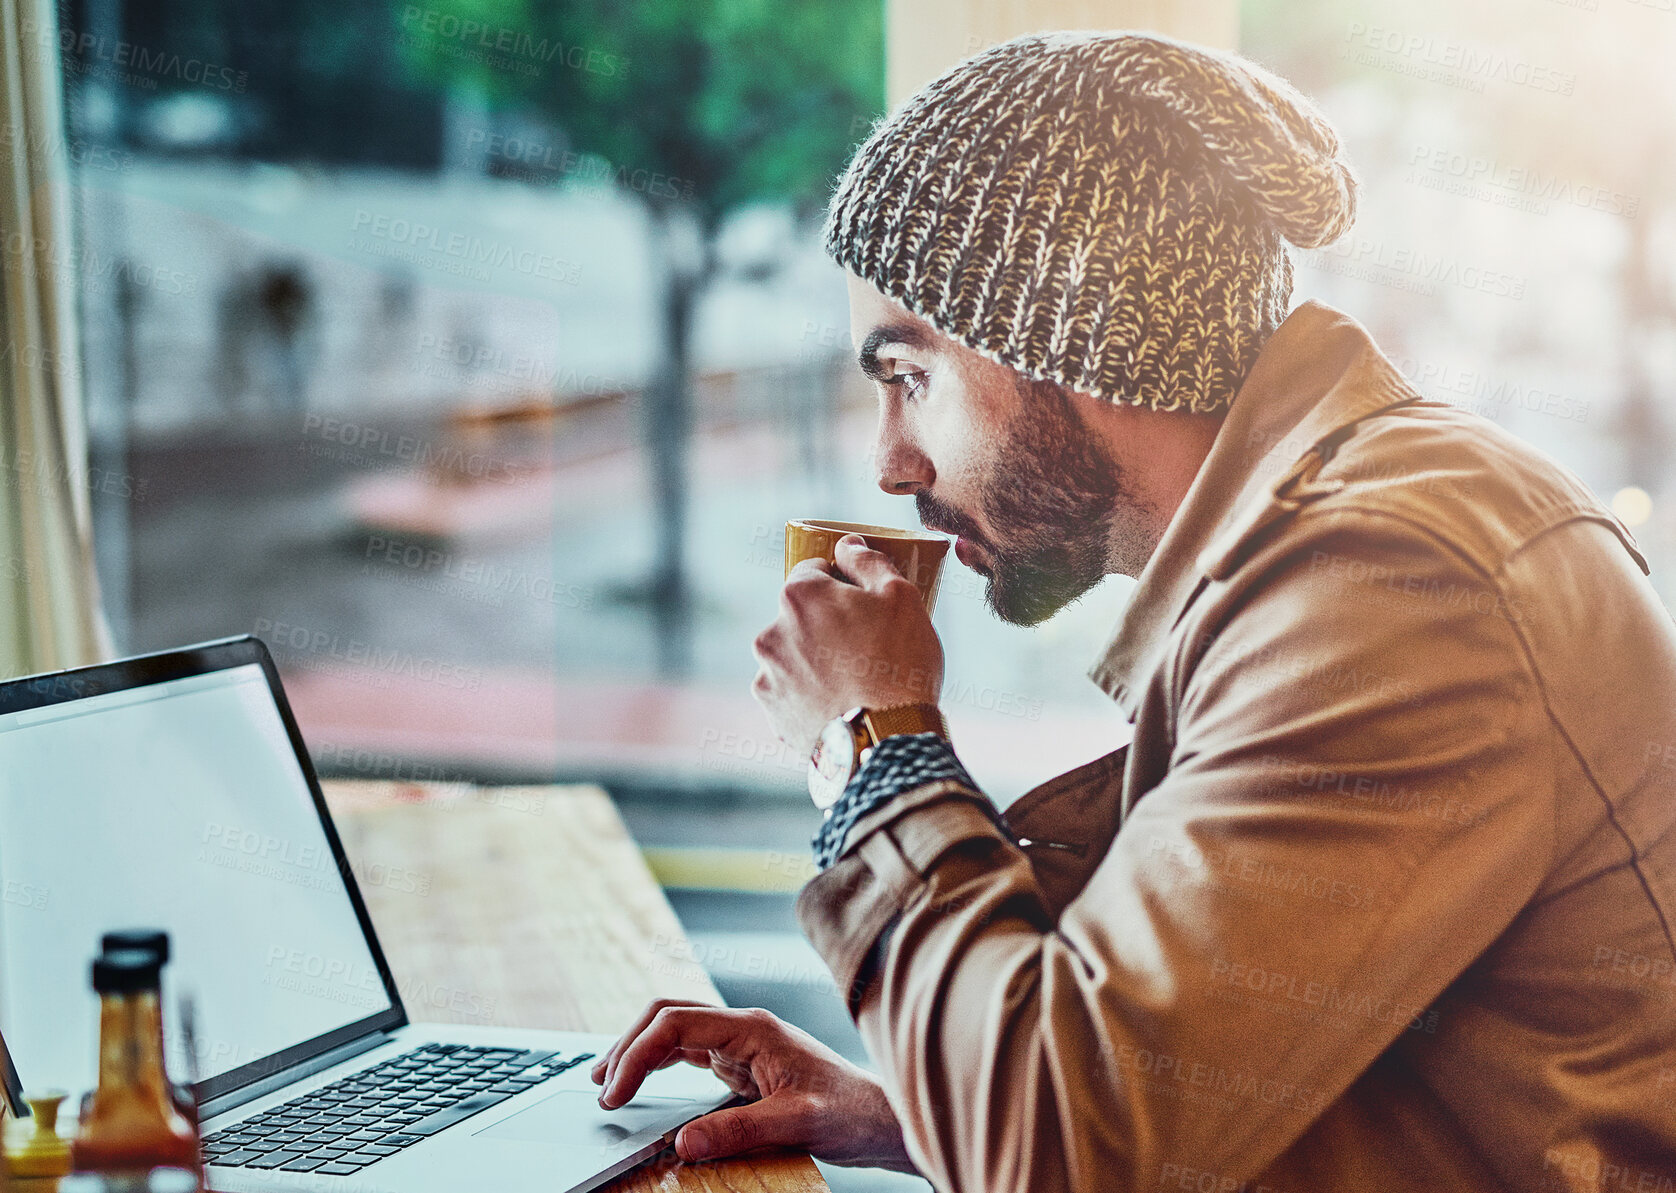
[1087,300,1420,717]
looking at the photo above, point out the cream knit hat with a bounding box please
[824,31,1357,413]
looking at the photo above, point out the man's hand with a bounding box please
[752,534,944,758]
[590,999,919,1172]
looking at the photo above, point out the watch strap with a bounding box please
[860,703,948,746]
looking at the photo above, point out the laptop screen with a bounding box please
[0,656,397,1100]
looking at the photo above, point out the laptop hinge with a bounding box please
[198,1031,394,1122]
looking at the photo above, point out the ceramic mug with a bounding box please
[783,519,951,612]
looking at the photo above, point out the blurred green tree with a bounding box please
[397,0,884,674]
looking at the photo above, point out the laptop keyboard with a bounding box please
[203,1043,594,1175]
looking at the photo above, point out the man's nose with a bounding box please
[873,427,933,496]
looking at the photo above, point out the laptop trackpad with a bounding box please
[475,1091,696,1148]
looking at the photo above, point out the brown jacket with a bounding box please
[797,301,1676,1192]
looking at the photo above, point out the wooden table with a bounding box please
[320,779,829,1193]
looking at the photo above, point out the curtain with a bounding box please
[0,0,110,678]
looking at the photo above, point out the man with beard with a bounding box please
[591,31,1676,1192]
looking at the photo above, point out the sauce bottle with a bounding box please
[93,934,195,1126]
[69,952,199,1182]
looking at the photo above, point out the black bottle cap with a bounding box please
[92,948,163,993]
[100,929,171,966]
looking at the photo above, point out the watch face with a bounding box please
[808,717,857,811]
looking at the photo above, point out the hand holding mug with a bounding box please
[751,533,946,758]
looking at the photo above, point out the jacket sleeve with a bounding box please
[794,512,1555,1192]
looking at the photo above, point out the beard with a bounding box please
[917,376,1148,627]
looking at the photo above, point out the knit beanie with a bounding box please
[824,31,1357,413]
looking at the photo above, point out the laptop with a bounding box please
[0,636,732,1192]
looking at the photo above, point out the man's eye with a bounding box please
[889,370,928,398]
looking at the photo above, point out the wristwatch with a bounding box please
[807,703,949,810]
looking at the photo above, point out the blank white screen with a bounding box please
[0,663,392,1099]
